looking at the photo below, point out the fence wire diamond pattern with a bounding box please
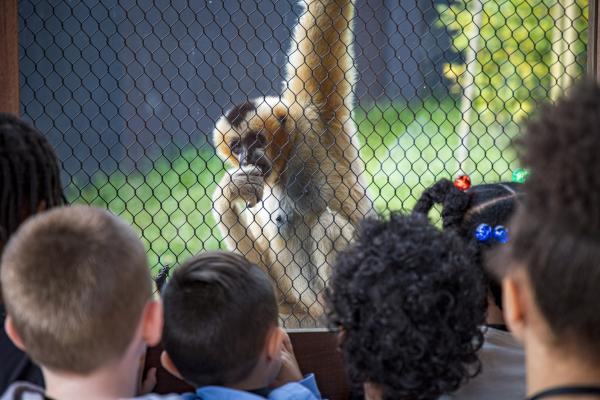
[19,0,588,327]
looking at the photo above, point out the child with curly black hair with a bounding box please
[414,179,525,400]
[495,81,600,400]
[326,212,486,400]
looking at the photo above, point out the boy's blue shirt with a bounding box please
[181,374,321,400]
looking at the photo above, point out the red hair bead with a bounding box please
[454,175,471,191]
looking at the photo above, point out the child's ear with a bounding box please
[142,299,163,347]
[265,326,285,361]
[160,351,184,380]
[5,316,26,351]
[502,271,527,343]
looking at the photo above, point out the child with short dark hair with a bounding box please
[414,179,525,399]
[0,113,65,393]
[326,212,486,400]
[0,206,172,400]
[495,82,600,399]
[160,251,321,400]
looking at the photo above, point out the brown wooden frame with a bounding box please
[589,0,600,80]
[0,0,19,115]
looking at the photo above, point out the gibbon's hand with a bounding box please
[225,165,265,208]
[270,329,303,388]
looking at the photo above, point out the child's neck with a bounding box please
[227,360,274,392]
[526,336,600,399]
[43,341,144,400]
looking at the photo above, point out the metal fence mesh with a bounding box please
[19,0,589,327]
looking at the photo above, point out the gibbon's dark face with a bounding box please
[214,97,290,179]
[229,129,272,177]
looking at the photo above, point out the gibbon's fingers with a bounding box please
[231,169,264,207]
[239,164,263,177]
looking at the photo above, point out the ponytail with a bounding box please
[413,179,471,231]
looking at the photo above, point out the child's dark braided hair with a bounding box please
[0,113,65,252]
[413,178,522,308]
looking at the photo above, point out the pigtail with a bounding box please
[413,179,471,231]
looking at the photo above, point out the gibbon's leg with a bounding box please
[337,169,374,226]
[271,213,325,326]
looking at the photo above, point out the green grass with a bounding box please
[66,96,522,274]
[65,149,226,274]
[356,96,519,212]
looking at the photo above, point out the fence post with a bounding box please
[0,0,19,115]
[589,0,600,81]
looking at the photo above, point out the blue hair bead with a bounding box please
[493,225,509,243]
[475,223,493,242]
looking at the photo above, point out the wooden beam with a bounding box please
[588,0,600,81]
[0,0,19,115]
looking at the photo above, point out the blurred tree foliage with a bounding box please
[438,0,588,125]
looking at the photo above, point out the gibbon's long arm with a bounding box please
[284,0,372,225]
[283,0,355,135]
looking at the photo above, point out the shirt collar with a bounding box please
[194,386,266,400]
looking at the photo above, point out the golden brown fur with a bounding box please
[212,0,372,325]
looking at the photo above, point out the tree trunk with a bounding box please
[456,0,484,174]
[550,0,580,100]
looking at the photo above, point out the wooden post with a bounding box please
[589,0,600,81]
[0,0,19,115]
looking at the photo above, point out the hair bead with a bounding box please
[512,168,529,183]
[454,175,472,191]
[474,223,492,242]
[493,226,509,243]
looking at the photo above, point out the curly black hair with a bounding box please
[326,212,486,400]
[499,81,600,355]
[413,179,522,308]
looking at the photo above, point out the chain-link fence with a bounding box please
[19,0,588,327]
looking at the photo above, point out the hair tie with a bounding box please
[475,223,509,243]
[512,168,529,183]
[454,175,471,191]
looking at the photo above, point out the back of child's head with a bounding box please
[161,251,278,387]
[0,205,151,373]
[414,179,522,308]
[326,212,486,400]
[500,81,600,356]
[0,113,64,253]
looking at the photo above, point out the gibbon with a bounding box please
[212,0,372,324]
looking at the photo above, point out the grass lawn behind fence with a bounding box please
[66,96,520,273]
